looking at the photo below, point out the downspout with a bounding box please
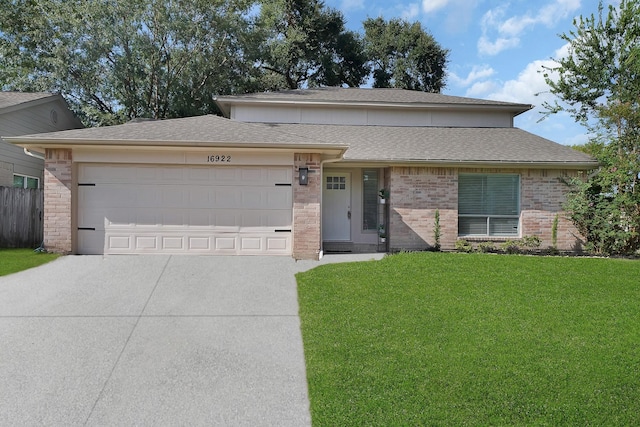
[24,148,45,160]
[318,156,344,259]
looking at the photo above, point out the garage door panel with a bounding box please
[77,164,292,255]
[267,168,293,183]
[98,231,291,255]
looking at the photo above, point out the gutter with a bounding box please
[339,158,599,170]
[24,147,45,160]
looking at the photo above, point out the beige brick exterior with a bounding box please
[520,169,584,250]
[389,167,458,251]
[388,166,585,252]
[43,149,72,253]
[292,153,322,260]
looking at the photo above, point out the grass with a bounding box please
[296,252,640,426]
[0,248,60,276]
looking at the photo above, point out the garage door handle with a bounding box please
[347,211,351,219]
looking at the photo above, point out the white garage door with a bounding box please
[77,164,292,255]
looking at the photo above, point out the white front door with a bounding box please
[322,173,351,241]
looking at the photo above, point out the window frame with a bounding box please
[13,173,40,189]
[362,169,379,232]
[458,173,521,237]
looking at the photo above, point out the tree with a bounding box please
[543,0,640,255]
[363,17,449,92]
[0,0,260,125]
[255,0,368,89]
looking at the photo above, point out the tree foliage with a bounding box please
[255,0,368,89]
[0,0,260,125]
[0,1,449,125]
[544,0,640,255]
[363,17,448,92]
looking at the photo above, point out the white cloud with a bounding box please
[422,0,450,14]
[466,80,501,97]
[486,58,558,104]
[477,36,521,56]
[401,3,421,20]
[478,0,582,56]
[449,65,496,87]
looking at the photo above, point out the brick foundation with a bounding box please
[43,149,72,253]
[292,153,321,260]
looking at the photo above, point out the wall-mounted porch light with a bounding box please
[299,167,309,185]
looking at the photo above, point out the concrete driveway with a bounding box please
[0,254,382,426]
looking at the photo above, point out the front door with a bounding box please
[322,173,351,241]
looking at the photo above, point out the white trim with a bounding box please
[13,173,40,189]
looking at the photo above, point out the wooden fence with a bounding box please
[0,186,44,248]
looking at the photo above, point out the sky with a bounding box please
[323,0,610,146]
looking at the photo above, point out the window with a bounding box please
[458,174,520,236]
[362,170,379,231]
[13,174,40,189]
[326,176,346,190]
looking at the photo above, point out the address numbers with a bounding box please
[207,155,231,163]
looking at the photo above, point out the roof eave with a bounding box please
[6,137,348,154]
[341,158,599,170]
[0,93,60,115]
[213,97,533,117]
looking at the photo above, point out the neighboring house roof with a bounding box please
[257,123,597,168]
[5,114,347,151]
[215,87,533,117]
[0,92,61,113]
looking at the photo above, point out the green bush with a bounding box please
[455,239,473,253]
[477,242,495,253]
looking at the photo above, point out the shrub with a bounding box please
[521,235,542,249]
[500,240,521,254]
[455,239,473,253]
[477,242,495,253]
[433,210,441,251]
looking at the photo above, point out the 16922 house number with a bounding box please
[207,155,231,163]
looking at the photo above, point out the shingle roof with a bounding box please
[256,123,597,167]
[0,92,58,111]
[6,114,597,168]
[5,114,345,148]
[215,87,532,109]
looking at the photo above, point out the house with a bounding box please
[4,88,597,259]
[0,92,83,188]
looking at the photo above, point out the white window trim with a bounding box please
[13,173,40,189]
[458,173,521,237]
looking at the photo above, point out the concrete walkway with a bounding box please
[0,253,382,426]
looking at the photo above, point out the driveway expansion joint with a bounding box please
[83,255,172,425]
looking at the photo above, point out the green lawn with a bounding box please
[296,252,640,426]
[0,248,60,276]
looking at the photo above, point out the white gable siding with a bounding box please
[231,105,513,128]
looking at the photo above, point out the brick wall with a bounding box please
[389,167,458,251]
[292,153,321,260]
[520,169,584,250]
[44,148,72,253]
[388,167,585,252]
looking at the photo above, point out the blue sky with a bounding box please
[324,0,609,146]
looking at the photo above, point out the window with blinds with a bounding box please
[458,174,520,236]
[362,170,379,231]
